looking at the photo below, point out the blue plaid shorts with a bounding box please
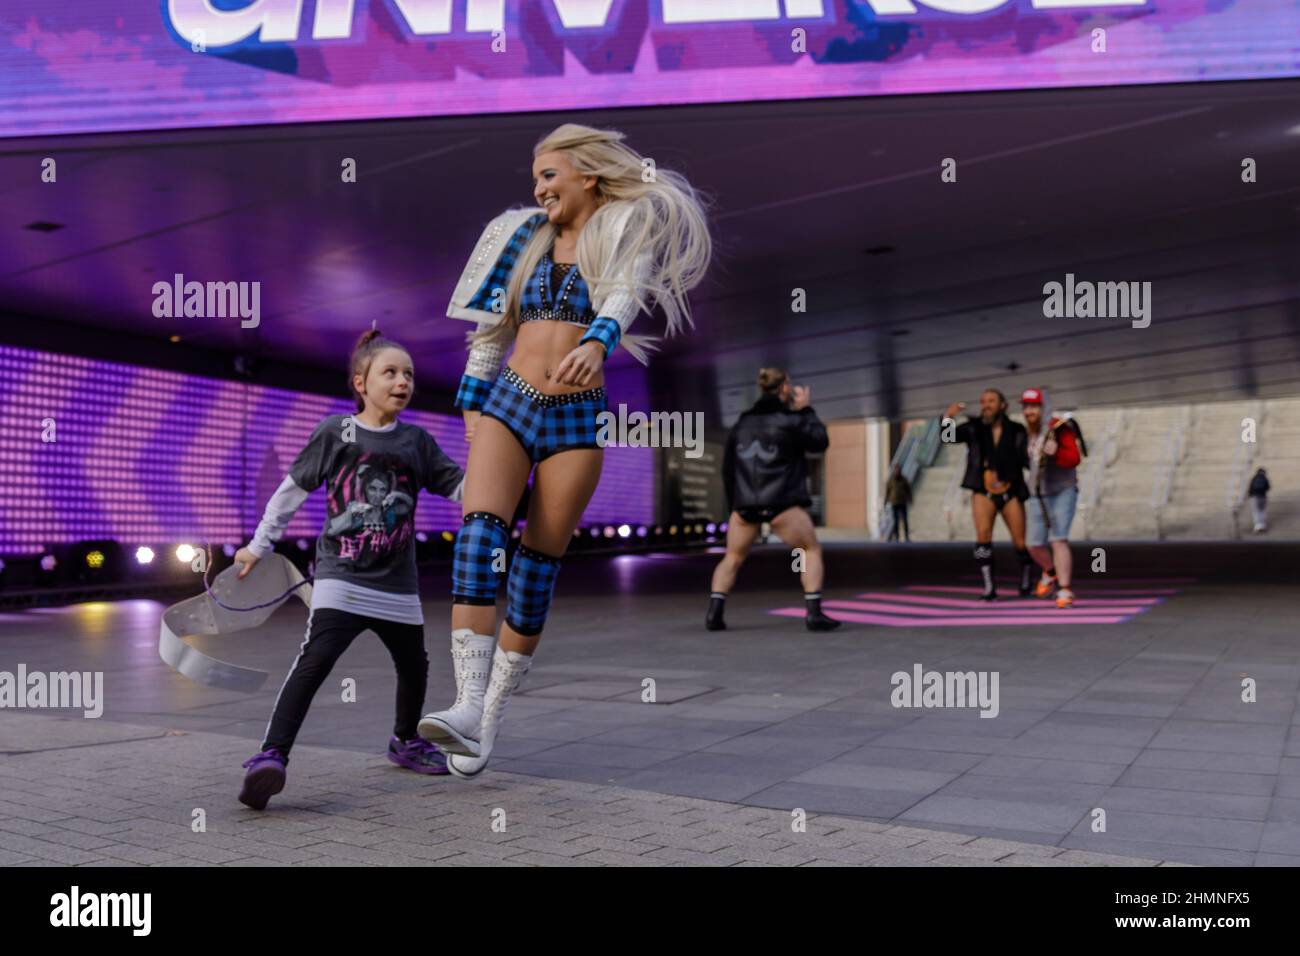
[481,367,607,463]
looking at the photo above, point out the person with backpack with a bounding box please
[1248,467,1270,533]
[1020,388,1085,609]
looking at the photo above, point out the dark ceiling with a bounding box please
[2,77,1299,424]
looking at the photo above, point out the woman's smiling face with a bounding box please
[533,150,597,227]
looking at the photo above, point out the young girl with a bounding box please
[234,329,466,810]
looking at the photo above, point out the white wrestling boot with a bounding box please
[417,629,494,756]
[447,646,532,779]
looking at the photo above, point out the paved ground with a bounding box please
[2,541,1298,866]
[0,712,1178,867]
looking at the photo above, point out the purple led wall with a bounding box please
[0,344,654,555]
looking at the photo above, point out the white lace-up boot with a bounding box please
[447,646,532,778]
[417,629,494,756]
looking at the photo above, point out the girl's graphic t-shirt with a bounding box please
[288,415,464,595]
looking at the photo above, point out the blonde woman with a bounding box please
[419,124,713,777]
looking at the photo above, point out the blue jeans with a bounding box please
[1026,486,1078,546]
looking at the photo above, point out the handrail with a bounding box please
[1150,405,1193,538]
[877,418,941,540]
[1225,400,1263,538]
[1078,408,1124,538]
[940,448,966,541]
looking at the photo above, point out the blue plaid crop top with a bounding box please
[454,213,631,412]
[522,255,591,326]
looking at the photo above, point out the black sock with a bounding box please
[804,592,823,616]
[1046,567,1056,578]
[974,544,995,596]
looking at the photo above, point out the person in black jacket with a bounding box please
[706,367,840,632]
[1248,467,1270,533]
[942,389,1033,601]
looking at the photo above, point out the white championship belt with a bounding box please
[159,554,311,692]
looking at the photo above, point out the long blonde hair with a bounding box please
[473,123,713,364]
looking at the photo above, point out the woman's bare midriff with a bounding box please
[508,320,604,394]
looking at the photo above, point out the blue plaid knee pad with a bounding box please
[505,544,562,637]
[452,512,510,604]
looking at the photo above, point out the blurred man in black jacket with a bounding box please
[706,367,840,632]
[1249,467,1270,533]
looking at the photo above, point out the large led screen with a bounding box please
[2,1,1297,138]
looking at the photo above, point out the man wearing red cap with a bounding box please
[1020,388,1084,609]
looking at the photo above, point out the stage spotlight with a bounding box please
[40,554,57,572]
[636,526,648,538]
[694,523,704,534]
[589,527,600,538]
[85,550,106,569]
[603,526,616,538]
[415,532,428,543]
[175,544,196,564]
[669,525,678,535]
[222,543,237,558]
[720,522,728,533]
[654,525,663,535]
[296,538,310,551]
[618,524,631,538]
[441,531,454,542]
[135,546,155,565]
[706,523,717,534]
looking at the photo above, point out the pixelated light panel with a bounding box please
[3,1,1296,139]
[0,344,653,554]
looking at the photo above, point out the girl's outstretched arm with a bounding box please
[236,476,310,578]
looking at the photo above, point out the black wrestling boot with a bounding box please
[705,592,727,631]
[804,592,842,631]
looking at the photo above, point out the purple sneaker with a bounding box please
[239,748,287,810]
[387,735,449,775]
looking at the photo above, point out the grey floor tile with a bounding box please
[1134,748,1281,775]
[1068,809,1262,852]
[744,782,920,820]
[1058,835,1254,867]
[585,720,772,751]
[789,763,958,794]
[899,796,1085,835]
[969,755,1126,785]
[1116,765,1277,797]
[1098,785,1271,821]
[517,742,681,770]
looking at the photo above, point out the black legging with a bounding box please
[261,608,427,757]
